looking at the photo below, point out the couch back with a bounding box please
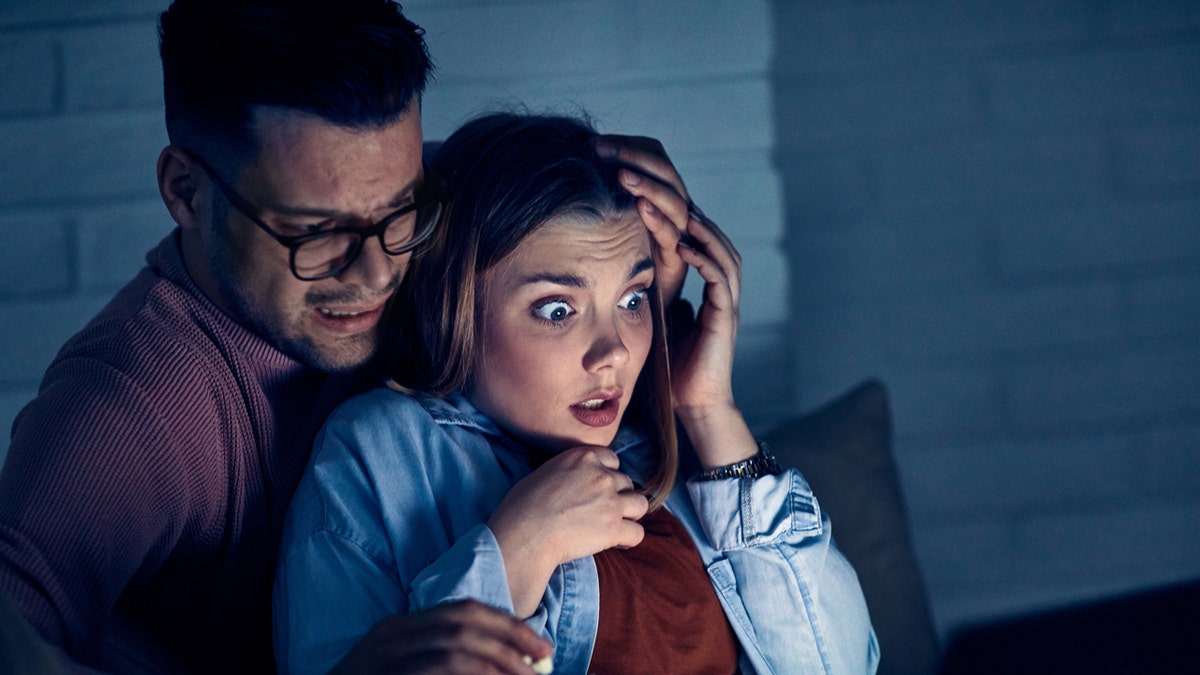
[763,380,940,675]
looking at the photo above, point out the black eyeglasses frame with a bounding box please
[181,148,445,282]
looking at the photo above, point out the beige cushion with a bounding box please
[763,379,939,675]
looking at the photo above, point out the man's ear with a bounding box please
[158,146,205,230]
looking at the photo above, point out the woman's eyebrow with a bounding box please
[518,256,654,288]
[519,272,586,288]
[628,256,654,280]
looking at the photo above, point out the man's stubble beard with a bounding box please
[206,217,400,373]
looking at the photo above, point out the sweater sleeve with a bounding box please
[685,470,881,674]
[0,356,193,665]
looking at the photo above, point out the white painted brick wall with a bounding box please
[0,1,161,25]
[1101,1,1200,35]
[0,3,787,454]
[0,112,166,205]
[774,0,1200,641]
[77,200,173,291]
[987,44,1200,124]
[1116,123,1200,190]
[995,201,1200,277]
[0,212,73,296]
[1003,343,1200,430]
[61,23,162,112]
[0,34,57,115]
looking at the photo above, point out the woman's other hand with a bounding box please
[488,446,648,618]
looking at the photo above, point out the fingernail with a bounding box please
[621,170,641,186]
[594,141,617,158]
[643,199,656,214]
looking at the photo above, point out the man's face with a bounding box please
[188,105,424,372]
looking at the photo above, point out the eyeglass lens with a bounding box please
[291,201,442,280]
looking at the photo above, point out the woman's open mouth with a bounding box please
[570,394,621,427]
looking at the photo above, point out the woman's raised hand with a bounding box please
[488,447,648,618]
[669,212,742,413]
[667,212,759,471]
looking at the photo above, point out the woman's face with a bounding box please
[468,209,655,453]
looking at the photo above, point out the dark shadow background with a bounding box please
[771,0,1200,636]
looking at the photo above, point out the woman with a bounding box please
[273,113,878,674]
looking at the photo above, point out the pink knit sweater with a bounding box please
[0,232,366,672]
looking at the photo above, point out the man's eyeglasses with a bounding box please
[182,149,446,281]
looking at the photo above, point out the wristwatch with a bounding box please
[698,442,782,481]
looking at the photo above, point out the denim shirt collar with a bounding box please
[415,391,648,469]
[416,391,495,433]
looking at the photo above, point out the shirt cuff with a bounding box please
[408,522,516,614]
[686,469,823,550]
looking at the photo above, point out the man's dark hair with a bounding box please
[159,0,433,157]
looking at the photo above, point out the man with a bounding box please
[0,0,697,672]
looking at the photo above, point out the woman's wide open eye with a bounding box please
[618,289,649,312]
[533,299,574,323]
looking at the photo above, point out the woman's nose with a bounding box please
[583,321,630,372]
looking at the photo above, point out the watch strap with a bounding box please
[698,442,782,481]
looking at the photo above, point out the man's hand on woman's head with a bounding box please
[592,135,742,355]
[593,134,694,307]
[331,600,552,675]
[593,133,744,415]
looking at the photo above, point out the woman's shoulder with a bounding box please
[314,386,448,458]
[314,387,494,463]
[322,384,425,427]
[323,384,469,427]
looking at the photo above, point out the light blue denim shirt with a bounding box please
[273,388,879,674]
